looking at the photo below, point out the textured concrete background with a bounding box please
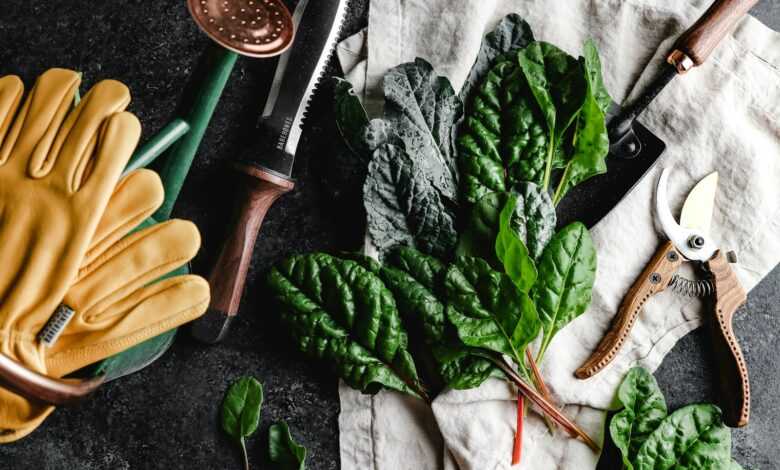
[0,1,777,469]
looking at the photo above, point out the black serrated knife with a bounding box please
[191,0,350,343]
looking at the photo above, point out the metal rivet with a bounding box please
[667,251,679,262]
[650,273,662,284]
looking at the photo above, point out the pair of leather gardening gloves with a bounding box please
[0,69,210,442]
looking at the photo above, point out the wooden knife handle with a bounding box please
[576,241,682,379]
[669,0,758,72]
[706,250,750,427]
[190,163,294,343]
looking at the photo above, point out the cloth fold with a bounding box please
[336,1,780,468]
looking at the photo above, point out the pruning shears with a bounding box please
[575,167,750,427]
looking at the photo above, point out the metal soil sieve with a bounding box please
[187,0,294,58]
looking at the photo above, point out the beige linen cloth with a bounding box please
[336,1,780,468]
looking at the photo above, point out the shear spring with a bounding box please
[668,275,714,297]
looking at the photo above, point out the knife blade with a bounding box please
[556,0,757,229]
[250,0,350,177]
[191,0,350,344]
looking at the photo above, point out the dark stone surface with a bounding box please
[0,1,777,469]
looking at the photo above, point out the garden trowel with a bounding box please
[556,0,758,228]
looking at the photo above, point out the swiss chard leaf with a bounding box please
[533,222,596,359]
[382,58,463,201]
[381,247,499,390]
[363,143,458,258]
[458,183,555,264]
[610,367,668,470]
[221,377,264,441]
[459,57,549,202]
[495,194,537,293]
[432,344,504,390]
[633,404,732,470]
[221,376,264,469]
[460,13,535,100]
[268,421,307,470]
[552,42,610,205]
[384,245,447,295]
[445,256,540,364]
[581,39,611,114]
[266,253,425,398]
[517,41,588,190]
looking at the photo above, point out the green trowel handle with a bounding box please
[154,44,238,220]
[124,118,190,176]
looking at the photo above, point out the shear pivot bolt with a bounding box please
[689,235,705,249]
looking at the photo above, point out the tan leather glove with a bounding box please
[0,69,156,441]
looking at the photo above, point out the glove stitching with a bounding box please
[46,297,208,370]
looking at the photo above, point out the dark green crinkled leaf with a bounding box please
[326,79,373,202]
[382,58,463,201]
[221,377,264,440]
[364,143,458,258]
[533,222,596,359]
[517,41,588,189]
[381,247,498,389]
[460,13,535,100]
[552,43,610,205]
[495,193,537,293]
[267,253,424,398]
[334,78,371,158]
[610,367,668,470]
[268,421,307,470]
[633,404,732,470]
[459,57,549,202]
[445,256,540,363]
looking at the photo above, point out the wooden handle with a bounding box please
[668,0,758,72]
[0,353,105,406]
[576,241,682,379]
[190,163,294,343]
[706,250,750,427]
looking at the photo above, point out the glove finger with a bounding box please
[71,111,140,202]
[0,69,80,170]
[0,388,54,444]
[0,75,24,149]
[47,79,133,189]
[69,219,201,307]
[81,169,164,269]
[46,275,210,377]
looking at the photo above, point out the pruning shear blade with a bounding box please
[655,168,718,262]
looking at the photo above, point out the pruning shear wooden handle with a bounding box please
[576,169,750,427]
[575,241,681,378]
[706,250,749,427]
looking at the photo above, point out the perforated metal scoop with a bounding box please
[187,0,294,58]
